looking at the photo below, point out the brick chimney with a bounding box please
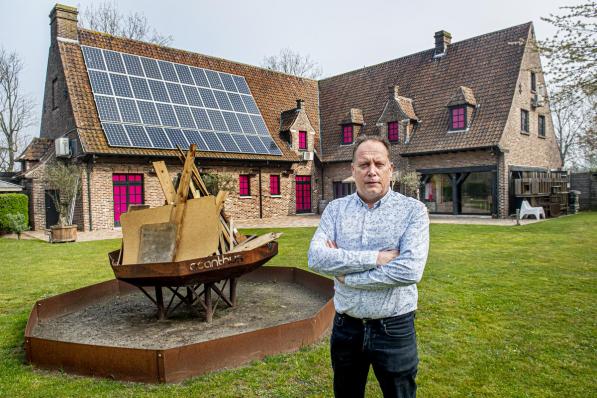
[50,4,79,42]
[296,99,305,110]
[434,30,452,56]
[388,85,400,100]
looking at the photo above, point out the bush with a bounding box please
[0,194,29,232]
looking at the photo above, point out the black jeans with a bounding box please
[330,311,418,398]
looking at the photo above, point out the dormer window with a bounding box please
[450,106,466,130]
[388,121,399,142]
[342,125,353,144]
[298,131,307,150]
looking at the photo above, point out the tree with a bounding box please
[79,1,173,46]
[0,48,35,172]
[540,1,597,98]
[261,48,323,79]
[550,88,596,169]
[43,160,81,227]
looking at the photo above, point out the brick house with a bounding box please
[19,4,561,231]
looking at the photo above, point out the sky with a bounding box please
[0,0,584,142]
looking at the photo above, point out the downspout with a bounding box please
[86,156,93,231]
[258,167,263,219]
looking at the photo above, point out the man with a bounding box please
[308,136,429,397]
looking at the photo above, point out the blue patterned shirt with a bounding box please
[308,190,429,319]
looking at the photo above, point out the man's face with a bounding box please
[351,140,394,206]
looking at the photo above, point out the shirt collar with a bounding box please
[354,189,393,209]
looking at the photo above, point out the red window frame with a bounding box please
[450,106,466,130]
[239,175,250,196]
[388,121,399,142]
[270,175,280,195]
[112,173,143,227]
[342,125,353,144]
[298,131,307,150]
[295,176,311,213]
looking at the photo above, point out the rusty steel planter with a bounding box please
[24,266,334,383]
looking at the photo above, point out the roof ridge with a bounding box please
[78,28,319,82]
[319,22,532,82]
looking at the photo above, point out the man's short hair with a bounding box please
[351,135,392,162]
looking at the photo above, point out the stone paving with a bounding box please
[10,213,545,242]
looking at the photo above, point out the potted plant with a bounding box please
[43,160,81,243]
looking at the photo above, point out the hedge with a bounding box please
[0,193,29,232]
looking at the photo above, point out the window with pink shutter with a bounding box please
[239,175,250,196]
[342,125,353,144]
[298,131,307,150]
[270,175,280,195]
[112,173,144,227]
[388,121,399,142]
[450,106,466,130]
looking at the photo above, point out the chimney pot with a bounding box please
[388,85,400,99]
[296,99,305,110]
[434,30,452,56]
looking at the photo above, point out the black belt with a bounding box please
[336,311,414,325]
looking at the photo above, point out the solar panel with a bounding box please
[88,70,113,95]
[129,77,152,100]
[156,103,179,127]
[82,46,281,156]
[117,98,141,123]
[82,47,106,70]
[145,126,172,149]
[104,51,125,73]
[200,130,224,151]
[125,124,152,147]
[213,90,233,111]
[184,130,209,151]
[165,82,187,105]
[110,74,133,97]
[227,92,247,113]
[174,106,196,129]
[137,101,161,125]
[164,128,188,148]
[232,134,256,153]
[95,95,120,121]
[122,54,144,76]
[102,123,130,146]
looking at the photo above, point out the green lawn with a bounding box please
[0,213,595,397]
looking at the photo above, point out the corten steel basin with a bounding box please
[24,266,334,383]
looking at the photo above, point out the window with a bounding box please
[298,131,307,150]
[450,106,466,130]
[270,175,280,195]
[112,174,143,227]
[52,78,59,110]
[239,175,250,196]
[521,109,529,133]
[333,182,355,199]
[531,72,537,92]
[388,121,399,142]
[538,115,545,137]
[342,125,353,144]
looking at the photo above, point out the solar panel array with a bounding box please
[81,46,282,156]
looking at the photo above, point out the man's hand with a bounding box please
[376,249,399,266]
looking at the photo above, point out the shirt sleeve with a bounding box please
[308,201,379,276]
[343,201,429,289]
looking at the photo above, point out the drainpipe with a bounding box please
[258,167,263,219]
[86,155,94,231]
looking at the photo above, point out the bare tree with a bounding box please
[550,88,596,169]
[79,1,173,46]
[540,1,597,98]
[262,48,322,79]
[0,48,35,172]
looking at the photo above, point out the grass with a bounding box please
[0,213,595,397]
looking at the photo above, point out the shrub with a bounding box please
[0,193,29,232]
[6,213,29,239]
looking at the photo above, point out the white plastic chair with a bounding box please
[520,200,545,219]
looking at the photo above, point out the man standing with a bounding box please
[308,136,429,397]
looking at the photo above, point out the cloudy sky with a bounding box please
[0,0,582,141]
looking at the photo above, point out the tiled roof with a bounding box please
[17,137,53,161]
[396,97,419,121]
[0,180,23,192]
[447,86,477,106]
[318,23,532,160]
[340,108,364,125]
[280,108,299,131]
[61,29,321,161]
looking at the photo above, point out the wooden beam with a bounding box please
[152,161,176,204]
